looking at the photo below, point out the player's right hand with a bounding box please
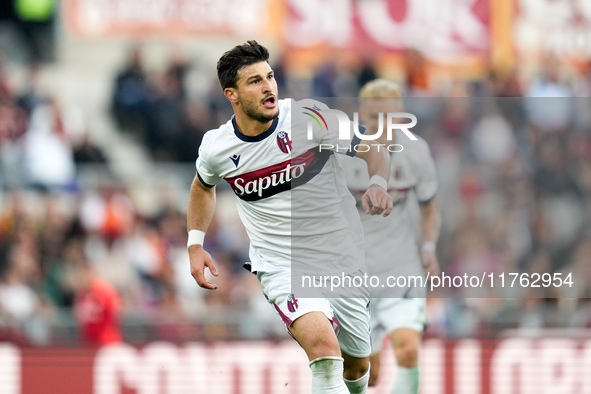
[188,245,219,290]
[362,184,394,217]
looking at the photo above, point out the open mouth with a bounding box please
[262,95,276,109]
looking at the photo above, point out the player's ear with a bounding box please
[224,87,239,103]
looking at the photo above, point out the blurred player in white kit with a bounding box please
[187,41,394,393]
[339,79,441,394]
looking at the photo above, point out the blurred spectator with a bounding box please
[525,54,573,133]
[271,56,288,94]
[175,100,207,162]
[527,54,572,98]
[144,70,186,160]
[111,45,149,135]
[20,97,77,190]
[17,62,45,115]
[560,236,591,302]
[13,0,57,62]
[72,134,108,164]
[488,67,522,97]
[0,248,40,324]
[68,256,123,346]
[312,61,338,97]
[164,48,190,100]
[470,105,517,166]
[356,59,378,90]
[0,52,11,99]
[0,98,28,187]
[404,49,432,95]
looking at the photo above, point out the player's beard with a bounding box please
[240,96,279,123]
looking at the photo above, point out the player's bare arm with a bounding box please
[419,200,441,276]
[355,143,393,217]
[187,174,219,290]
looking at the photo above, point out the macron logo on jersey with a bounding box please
[230,154,240,168]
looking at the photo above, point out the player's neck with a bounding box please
[233,111,274,137]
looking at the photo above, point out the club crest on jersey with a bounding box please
[287,294,299,312]
[276,131,292,153]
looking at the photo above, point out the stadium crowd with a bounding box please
[1,44,591,346]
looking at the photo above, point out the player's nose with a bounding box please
[262,78,273,93]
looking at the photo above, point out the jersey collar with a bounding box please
[232,116,279,142]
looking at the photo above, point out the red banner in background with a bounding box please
[62,0,276,38]
[2,337,591,393]
[285,0,490,60]
[62,0,490,59]
[279,0,493,78]
[60,0,591,71]
[514,0,591,59]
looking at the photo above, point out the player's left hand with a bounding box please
[362,185,393,217]
[421,250,440,277]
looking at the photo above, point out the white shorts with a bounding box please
[370,297,426,354]
[258,269,372,358]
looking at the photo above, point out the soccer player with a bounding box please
[187,41,393,394]
[338,79,441,394]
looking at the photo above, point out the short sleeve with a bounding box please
[195,132,221,187]
[414,139,438,204]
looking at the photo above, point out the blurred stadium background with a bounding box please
[1,0,591,392]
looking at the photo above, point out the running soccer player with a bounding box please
[338,79,441,394]
[187,41,393,394]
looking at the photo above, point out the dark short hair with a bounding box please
[217,40,270,90]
